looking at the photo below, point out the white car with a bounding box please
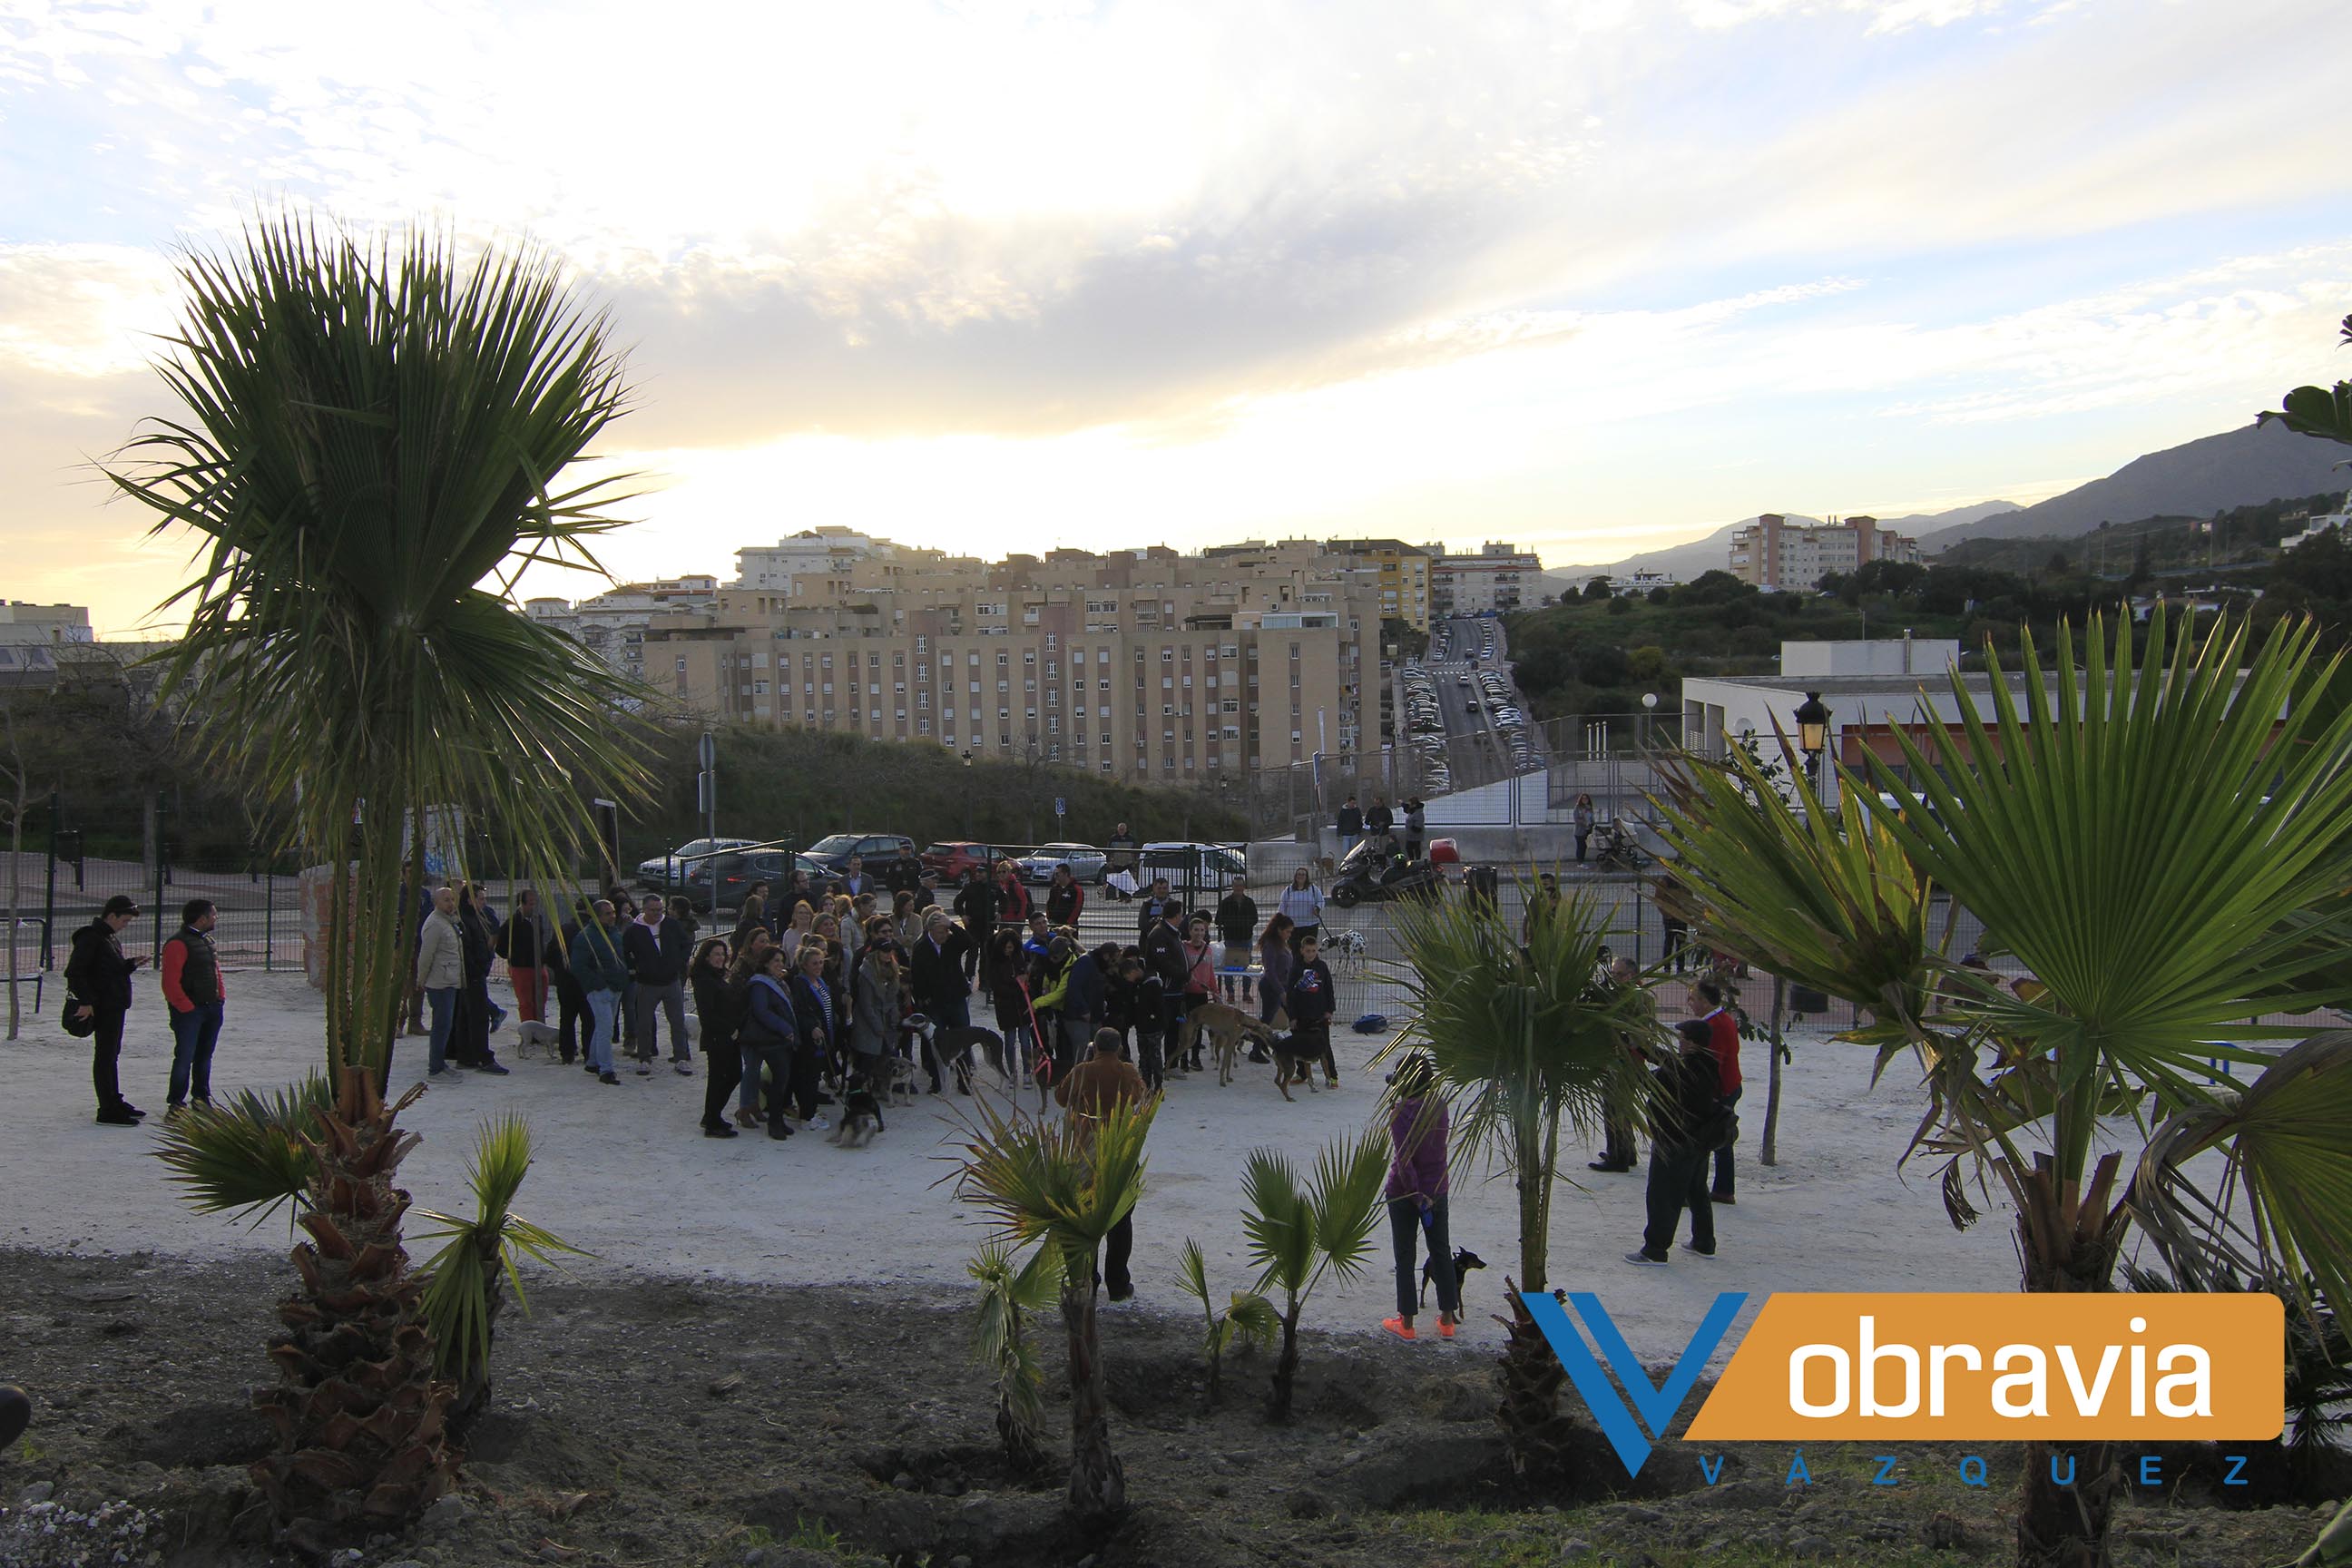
[636,838,757,886]
[1019,842,1108,884]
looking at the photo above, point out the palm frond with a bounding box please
[151,1076,332,1230]
[950,1096,1157,1279]
[106,212,656,1077]
[1224,1290,1280,1348]
[1240,1149,1316,1298]
[1307,1128,1393,1288]
[415,1114,586,1379]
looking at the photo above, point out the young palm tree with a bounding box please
[415,1114,585,1440]
[108,213,649,1548]
[1240,1131,1389,1422]
[1173,1239,1278,1411]
[1387,889,1660,1474]
[1657,612,2352,1568]
[951,1097,1157,1521]
[967,1240,1062,1473]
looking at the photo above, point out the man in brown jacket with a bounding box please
[1054,1027,1149,1301]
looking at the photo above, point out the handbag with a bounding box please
[61,987,97,1039]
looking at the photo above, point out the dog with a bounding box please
[1421,1246,1486,1308]
[828,1074,884,1148]
[1182,1001,1283,1088]
[1322,928,1368,967]
[914,1016,1037,1102]
[512,1020,561,1058]
[1265,1029,1327,1102]
[865,1050,922,1108]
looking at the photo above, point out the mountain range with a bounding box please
[1544,419,2352,590]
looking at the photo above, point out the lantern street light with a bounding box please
[1792,691,1831,798]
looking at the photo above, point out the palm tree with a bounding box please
[1240,1131,1389,1422]
[1656,612,2352,1568]
[1388,888,1659,1474]
[108,212,649,1549]
[415,1114,586,1440]
[967,1240,1062,1473]
[951,1097,1157,1521]
[1173,1239,1278,1411]
[2260,310,2352,446]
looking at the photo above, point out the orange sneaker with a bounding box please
[1381,1316,1416,1341]
[1437,1317,1456,1340]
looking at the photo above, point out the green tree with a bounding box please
[952,1097,1157,1520]
[108,214,647,1550]
[1657,612,2352,1568]
[1240,1131,1389,1421]
[1387,889,1657,1474]
[1173,1239,1278,1412]
[967,1240,1062,1472]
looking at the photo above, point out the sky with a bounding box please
[4,0,2350,636]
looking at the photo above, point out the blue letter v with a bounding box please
[1568,1290,1748,1441]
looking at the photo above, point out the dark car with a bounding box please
[921,840,1013,881]
[687,848,827,913]
[799,832,918,880]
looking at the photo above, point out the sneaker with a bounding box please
[1437,1318,1457,1340]
[767,1121,794,1141]
[428,1067,464,1083]
[1107,1285,1134,1303]
[702,1123,739,1139]
[1681,1240,1718,1259]
[120,1102,147,1119]
[1589,1160,1632,1172]
[163,1103,186,1122]
[475,1061,511,1076]
[635,1063,652,1076]
[674,1061,694,1076]
[806,1115,831,1132]
[1381,1317,1417,1341]
[94,1107,141,1126]
[191,1096,213,1109]
[1623,1250,1669,1267]
[599,1072,621,1085]
[1710,1192,1736,1206]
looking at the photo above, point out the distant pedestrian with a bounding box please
[1403,797,1427,861]
[160,897,225,1117]
[1335,795,1364,855]
[1591,956,1651,1173]
[551,898,591,1063]
[1103,822,1140,897]
[414,887,466,1083]
[1137,876,1175,944]
[1694,978,1743,1203]
[1214,875,1259,1004]
[571,898,630,1085]
[452,885,509,1074]
[1277,866,1324,951]
[690,936,741,1137]
[1573,794,1596,862]
[1257,914,1295,1033]
[1366,796,1394,840]
[1625,1019,1723,1266]
[1284,931,1341,1091]
[737,946,799,1139]
[1044,863,1085,926]
[1054,1028,1147,1303]
[67,894,145,1124]
[909,908,975,1034]
[623,896,693,1075]
[1381,1052,1458,1341]
[786,941,836,1132]
[496,889,552,1024]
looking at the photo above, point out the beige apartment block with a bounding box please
[1727,514,1920,591]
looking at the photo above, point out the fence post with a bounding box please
[152,804,169,960]
[41,790,58,971]
[265,867,275,973]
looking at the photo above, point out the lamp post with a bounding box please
[1640,691,1658,754]
[1792,691,1830,801]
[961,748,974,838]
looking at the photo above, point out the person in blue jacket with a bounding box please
[569,898,632,1085]
[739,946,800,1141]
[1284,931,1342,1089]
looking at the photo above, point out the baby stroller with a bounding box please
[1589,818,1650,872]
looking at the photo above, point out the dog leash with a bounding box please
[1018,975,1054,1085]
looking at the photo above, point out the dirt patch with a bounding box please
[0,1247,2335,1568]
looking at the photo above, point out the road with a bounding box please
[1402,615,1541,793]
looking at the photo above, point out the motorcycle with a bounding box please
[1326,836,1447,908]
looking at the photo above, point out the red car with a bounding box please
[921,840,1013,881]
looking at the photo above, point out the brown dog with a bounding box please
[1183,1001,1282,1088]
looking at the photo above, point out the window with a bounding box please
[1024,651,1036,664]
[1162,703,1174,716]
[1161,648,1174,662]
[753,679,769,695]
[1099,679,1110,691]
[997,679,1010,692]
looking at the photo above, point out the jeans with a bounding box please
[631,977,690,1061]
[1389,1195,1457,1316]
[1098,1209,1135,1298]
[583,988,620,1073]
[1054,1013,1092,1079]
[508,964,545,1024]
[425,986,457,1073]
[740,1038,789,1121]
[1136,1027,1163,1093]
[1220,946,1253,1002]
[91,1007,128,1112]
[1575,829,1591,862]
[167,1002,224,1106]
[1642,1143,1715,1259]
[1713,1087,1743,1197]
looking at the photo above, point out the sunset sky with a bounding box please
[5,0,2349,635]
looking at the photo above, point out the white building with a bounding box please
[1779,636,1960,680]
[1427,541,1543,616]
[1606,570,1681,597]
[527,576,718,681]
[2280,491,2352,551]
[732,527,887,595]
[1728,514,1920,591]
[0,602,93,645]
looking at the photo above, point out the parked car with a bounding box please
[686,848,827,913]
[1018,842,1108,884]
[922,840,1014,881]
[1136,841,1249,899]
[799,832,918,878]
[636,837,757,890]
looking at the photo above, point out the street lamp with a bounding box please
[1792,691,1830,797]
[961,749,975,838]
[1640,691,1658,753]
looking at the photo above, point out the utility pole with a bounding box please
[697,730,717,844]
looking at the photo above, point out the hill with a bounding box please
[1541,501,2021,593]
[1917,421,2352,550]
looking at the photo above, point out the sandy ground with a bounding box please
[0,961,2073,1370]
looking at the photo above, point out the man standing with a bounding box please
[953,867,998,979]
[1054,1028,1149,1302]
[571,898,630,1085]
[994,858,1033,924]
[1366,796,1394,844]
[1140,897,1187,1054]
[1335,795,1364,856]
[1136,875,1174,944]
[496,889,552,1024]
[1624,1019,1723,1265]
[909,909,975,1065]
[1590,956,1651,1173]
[1214,875,1258,1005]
[160,898,226,1117]
[837,853,872,900]
[1403,797,1427,862]
[1694,978,1743,1203]
[623,897,693,1075]
[66,894,144,1124]
[1103,822,1139,897]
[414,887,466,1083]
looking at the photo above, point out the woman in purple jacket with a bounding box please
[1382,1052,1459,1341]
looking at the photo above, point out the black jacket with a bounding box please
[66,918,136,1012]
[953,881,997,935]
[1336,804,1363,834]
[1141,920,1185,987]
[622,917,690,985]
[1214,893,1259,946]
[1366,804,1394,834]
[691,967,742,1054]
[1652,1048,1726,1152]
[495,911,549,968]
[908,926,974,1005]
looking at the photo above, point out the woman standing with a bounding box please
[1258,914,1296,1029]
[892,888,922,947]
[690,937,740,1138]
[850,942,905,1093]
[1277,867,1324,953]
[982,926,1037,1075]
[452,885,507,1073]
[1177,915,1217,1074]
[1573,793,1596,863]
[731,881,770,946]
[786,941,836,1132]
[1381,1052,1459,1341]
[737,947,799,1141]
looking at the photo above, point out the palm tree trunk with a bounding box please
[2009,1151,2128,1568]
[252,1066,456,1554]
[1760,975,1785,1166]
[1496,1275,1574,1477]
[1269,1299,1302,1423]
[1060,1279,1123,1520]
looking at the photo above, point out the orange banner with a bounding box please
[1683,1292,2282,1442]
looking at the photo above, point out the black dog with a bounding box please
[1421,1246,1486,1307]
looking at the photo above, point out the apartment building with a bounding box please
[1427,541,1543,615]
[1325,538,1432,631]
[1727,514,1920,591]
[524,576,718,680]
[643,556,1380,779]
